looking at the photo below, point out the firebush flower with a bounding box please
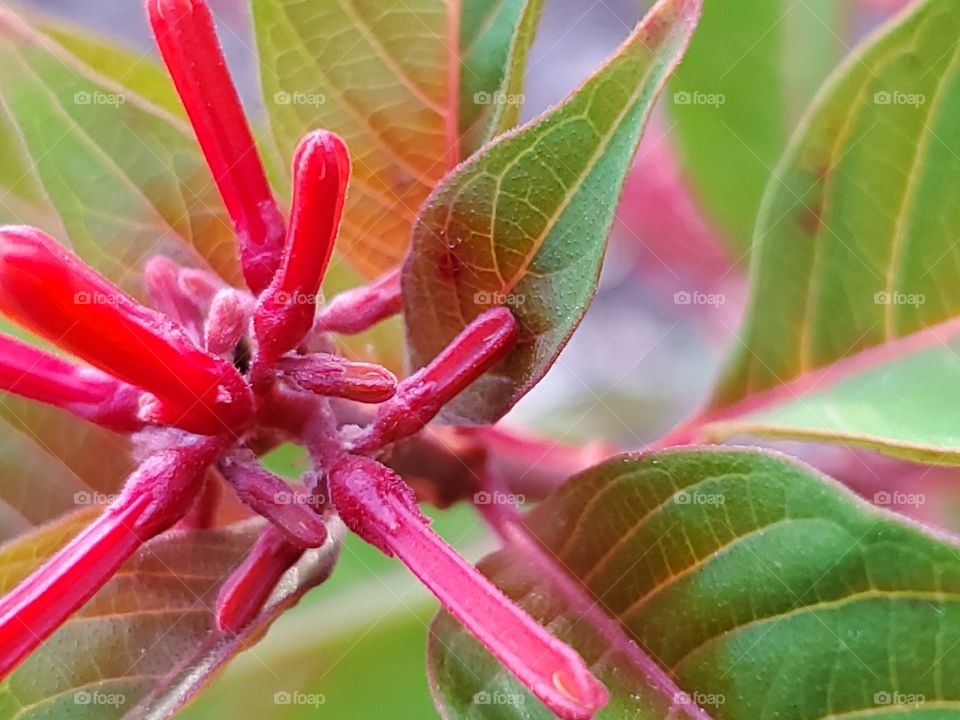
[0,1,607,718]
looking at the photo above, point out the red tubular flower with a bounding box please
[313,267,402,335]
[147,0,286,294]
[144,255,205,343]
[352,307,519,452]
[215,525,305,632]
[0,227,252,435]
[254,131,351,361]
[0,333,143,432]
[277,354,397,403]
[0,434,224,678]
[329,455,607,720]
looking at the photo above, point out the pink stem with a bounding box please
[146,0,286,294]
[144,256,205,343]
[313,268,402,336]
[329,455,607,720]
[0,435,223,679]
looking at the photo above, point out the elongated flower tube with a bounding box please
[313,267,402,335]
[0,434,224,678]
[0,227,252,435]
[277,354,397,403]
[147,0,286,293]
[352,307,519,451]
[329,455,607,720]
[255,131,350,361]
[0,333,143,432]
[215,525,305,632]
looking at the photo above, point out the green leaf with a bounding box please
[705,338,960,466]
[251,0,459,278]
[0,514,344,720]
[700,0,960,461]
[403,0,701,424]
[458,0,544,157]
[430,448,960,718]
[0,10,241,296]
[669,0,843,256]
[34,13,185,119]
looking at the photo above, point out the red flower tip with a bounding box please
[215,526,304,633]
[328,455,606,719]
[0,226,252,436]
[353,306,519,451]
[0,333,144,432]
[313,267,402,335]
[147,0,285,294]
[0,434,223,679]
[254,130,351,361]
[277,353,397,403]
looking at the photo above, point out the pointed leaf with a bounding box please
[431,448,960,718]
[458,0,544,157]
[251,0,460,278]
[404,0,702,424]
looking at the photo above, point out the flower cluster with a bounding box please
[0,1,606,717]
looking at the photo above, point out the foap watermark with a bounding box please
[674,290,726,308]
[273,91,326,107]
[674,691,726,708]
[474,490,525,507]
[873,91,926,108]
[474,290,526,308]
[273,691,326,707]
[274,290,321,305]
[874,491,926,508]
[75,290,125,306]
[474,91,524,106]
[273,490,326,508]
[874,691,925,707]
[473,690,525,707]
[673,90,725,108]
[74,490,118,506]
[874,291,925,308]
[674,490,725,507]
[74,90,127,107]
[74,691,127,708]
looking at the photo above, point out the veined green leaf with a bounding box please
[0,10,241,297]
[458,0,544,157]
[404,0,702,424]
[34,13,184,118]
[700,0,960,462]
[251,0,459,278]
[431,448,960,718]
[705,333,960,466]
[669,0,842,256]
